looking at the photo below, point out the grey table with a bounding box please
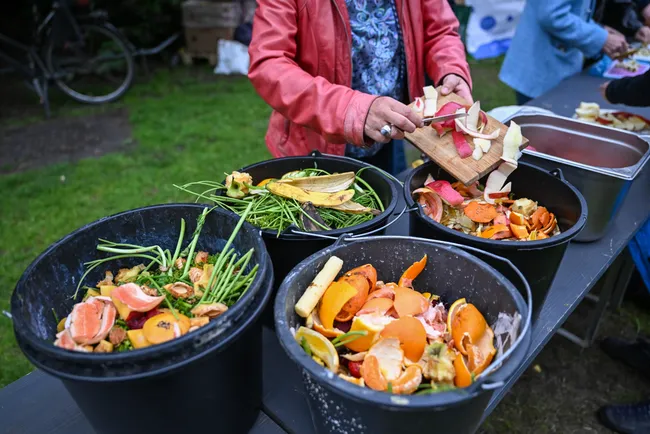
[1,73,649,434]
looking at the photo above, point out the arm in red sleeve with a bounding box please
[248,0,377,146]
[421,0,473,89]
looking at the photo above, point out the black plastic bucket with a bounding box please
[11,204,273,434]
[275,236,532,434]
[404,161,587,322]
[234,152,399,325]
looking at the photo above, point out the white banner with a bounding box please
[465,0,526,59]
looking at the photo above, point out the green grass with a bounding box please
[0,70,272,387]
[0,59,513,388]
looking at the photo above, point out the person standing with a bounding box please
[248,0,473,175]
[499,0,629,105]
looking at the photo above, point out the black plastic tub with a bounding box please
[275,236,532,434]
[404,161,587,322]
[11,204,273,434]
[233,152,399,325]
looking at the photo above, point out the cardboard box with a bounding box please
[182,1,242,28]
[184,27,235,54]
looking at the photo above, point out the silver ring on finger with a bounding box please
[380,124,392,138]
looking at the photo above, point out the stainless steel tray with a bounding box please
[503,113,650,242]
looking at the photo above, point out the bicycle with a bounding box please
[0,0,135,116]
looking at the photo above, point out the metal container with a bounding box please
[503,113,650,242]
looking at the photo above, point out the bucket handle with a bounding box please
[307,150,405,187]
[288,204,411,240]
[549,168,566,182]
[342,235,533,392]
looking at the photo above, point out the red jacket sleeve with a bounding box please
[248,0,377,146]
[421,0,473,89]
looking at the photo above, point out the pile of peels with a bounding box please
[292,255,498,394]
[414,174,560,241]
[54,254,230,353]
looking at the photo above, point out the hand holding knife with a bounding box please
[380,112,468,137]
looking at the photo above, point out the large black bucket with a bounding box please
[11,204,273,434]
[404,161,587,322]
[275,236,532,434]
[235,152,399,325]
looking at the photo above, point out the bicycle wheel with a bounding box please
[46,23,134,104]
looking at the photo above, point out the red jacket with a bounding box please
[248,0,472,158]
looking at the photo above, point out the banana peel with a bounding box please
[277,172,356,193]
[329,200,379,215]
[267,182,354,207]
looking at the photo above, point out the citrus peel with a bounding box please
[398,255,427,288]
[380,316,428,362]
[319,280,358,329]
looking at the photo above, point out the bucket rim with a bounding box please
[15,258,275,382]
[11,204,270,377]
[274,235,532,409]
[235,153,400,240]
[403,161,588,250]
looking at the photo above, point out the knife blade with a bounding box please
[382,112,469,137]
[422,112,469,126]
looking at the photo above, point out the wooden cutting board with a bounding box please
[405,88,529,185]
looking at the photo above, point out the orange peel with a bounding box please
[345,264,378,292]
[450,302,487,355]
[319,280,358,329]
[380,316,427,362]
[344,314,392,353]
[357,297,394,316]
[335,274,370,322]
[393,286,430,318]
[398,254,427,288]
[453,353,473,388]
[361,355,423,394]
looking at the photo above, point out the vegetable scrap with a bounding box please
[411,86,497,160]
[575,102,650,132]
[413,121,560,241]
[292,256,510,394]
[176,168,383,235]
[54,206,259,353]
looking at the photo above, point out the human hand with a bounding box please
[364,97,424,143]
[440,74,474,104]
[604,25,624,37]
[636,26,650,44]
[603,32,630,58]
[600,81,611,102]
[643,4,650,26]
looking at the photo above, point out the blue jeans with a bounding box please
[516,91,533,106]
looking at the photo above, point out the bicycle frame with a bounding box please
[0,33,52,80]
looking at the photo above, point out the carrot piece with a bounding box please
[464,201,497,223]
[398,254,427,288]
[509,223,529,239]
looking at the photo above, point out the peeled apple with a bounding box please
[466,101,481,132]
[502,121,523,161]
[484,161,517,204]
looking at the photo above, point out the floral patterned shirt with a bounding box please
[344,0,407,158]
